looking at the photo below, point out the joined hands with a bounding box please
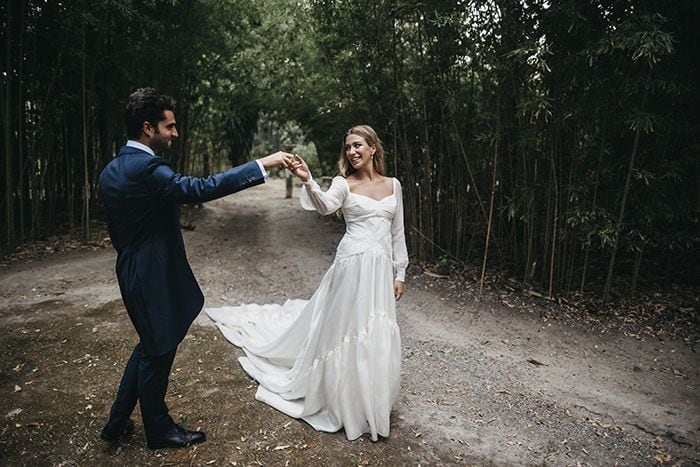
[260,151,294,170]
[259,152,311,183]
[288,155,311,183]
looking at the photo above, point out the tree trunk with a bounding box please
[548,146,559,299]
[580,125,606,292]
[479,137,499,300]
[16,0,25,243]
[630,244,644,295]
[3,0,14,249]
[603,119,643,303]
[81,27,90,240]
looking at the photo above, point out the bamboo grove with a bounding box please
[2,0,698,301]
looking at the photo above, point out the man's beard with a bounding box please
[151,132,169,154]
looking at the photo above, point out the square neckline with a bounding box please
[342,177,396,202]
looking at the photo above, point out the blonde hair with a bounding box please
[337,125,385,177]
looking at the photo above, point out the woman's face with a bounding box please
[344,134,375,171]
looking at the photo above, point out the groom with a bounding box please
[98,87,293,449]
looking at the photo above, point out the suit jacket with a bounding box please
[98,145,265,355]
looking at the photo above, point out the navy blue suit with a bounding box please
[98,144,265,437]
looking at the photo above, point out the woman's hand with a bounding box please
[260,151,293,170]
[394,281,405,301]
[290,155,311,183]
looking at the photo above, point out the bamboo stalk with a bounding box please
[479,137,499,300]
[3,0,14,249]
[603,114,644,303]
[630,243,644,295]
[548,149,559,299]
[17,0,25,243]
[81,26,90,240]
[580,124,606,292]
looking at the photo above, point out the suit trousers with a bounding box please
[106,342,177,437]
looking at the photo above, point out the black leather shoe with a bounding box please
[147,424,206,449]
[100,418,135,444]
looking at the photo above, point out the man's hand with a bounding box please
[290,155,311,183]
[394,281,405,301]
[260,151,293,170]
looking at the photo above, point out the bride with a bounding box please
[206,125,408,441]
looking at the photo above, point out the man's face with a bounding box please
[145,110,178,153]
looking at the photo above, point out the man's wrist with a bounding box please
[255,159,268,178]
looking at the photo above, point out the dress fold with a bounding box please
[207,177,406,441]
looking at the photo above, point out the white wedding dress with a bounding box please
[206,175,408,441]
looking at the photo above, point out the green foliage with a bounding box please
[2,0,697,294]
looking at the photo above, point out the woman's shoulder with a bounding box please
[330,175,350,191]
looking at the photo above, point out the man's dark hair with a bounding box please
[124,88,176,139]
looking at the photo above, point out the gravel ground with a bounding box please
[0,178,697,466]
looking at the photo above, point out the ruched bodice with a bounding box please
[300,176,408,282]
[336,194,395,261]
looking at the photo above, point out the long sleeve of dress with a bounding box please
[391,179,409,282]
[300,175,347,215]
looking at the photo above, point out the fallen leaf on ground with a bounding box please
[652,453,672,463]
[527,358,547,366]
[424,271,449,278]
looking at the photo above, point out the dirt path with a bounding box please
[0,178,697,466]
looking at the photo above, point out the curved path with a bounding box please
[0,178,697,466]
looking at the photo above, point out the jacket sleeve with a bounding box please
[143,159,265,203]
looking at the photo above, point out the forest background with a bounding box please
[1,0,698,308]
